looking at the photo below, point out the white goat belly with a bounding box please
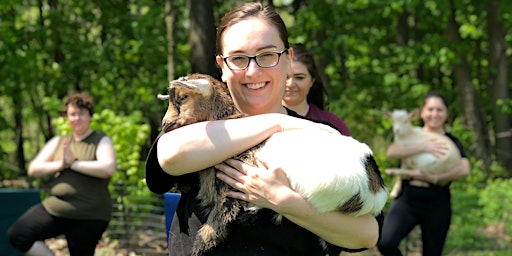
[254,129,373,213]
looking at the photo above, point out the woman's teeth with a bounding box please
[247,82,266,89]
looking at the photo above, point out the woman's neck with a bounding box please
[423,126,445,134]
[244,105,288,116]
[284,101,309,116]
[73,128,93,141]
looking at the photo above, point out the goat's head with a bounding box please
[385,109,418,136]
[157,73,243,133]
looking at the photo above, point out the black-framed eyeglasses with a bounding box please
[221,48,289,71]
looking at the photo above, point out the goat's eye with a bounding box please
[179,94,188,103]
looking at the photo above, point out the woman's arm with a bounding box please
[435,157,470,185]
[28,136,65,177]
[215,159,379,249]
[407,157,470,186]
[157,113,337,176]
[279,194,379,249]
[386,137,450,159]
[70,136,117,179]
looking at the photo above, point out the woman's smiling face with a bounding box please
[421,96,448,131]
[216,17,292,116]
[66,104,92,135]
[284,60,314,107]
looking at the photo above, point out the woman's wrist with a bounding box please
[66,158,78,169]
[273,188,308,216]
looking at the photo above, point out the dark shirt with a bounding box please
[306,103,351,136]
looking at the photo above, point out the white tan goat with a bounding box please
[385,109,461,198]
[159,73,388,256]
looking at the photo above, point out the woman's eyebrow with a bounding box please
[225,45,279,55]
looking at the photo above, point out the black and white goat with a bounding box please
[158,73,388,256]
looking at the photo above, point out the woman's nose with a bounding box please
[245,58,262,75]
[286,77,294,86]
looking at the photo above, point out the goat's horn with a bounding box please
[157,94,169,100]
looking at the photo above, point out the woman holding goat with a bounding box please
[378,92,471,256]
[146,2,383,255]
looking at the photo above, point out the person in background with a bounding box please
[8,92,116,256]
[283,43,351,136]
[378,92,470,256]
[145,2,382,255]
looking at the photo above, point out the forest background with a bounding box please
[1,0,511,254]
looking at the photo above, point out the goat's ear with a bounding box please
[409,108,419,119]
[157,94,169,100]
[383,109,392,118]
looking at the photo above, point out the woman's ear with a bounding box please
[284,48,294,76]
[216,56,227,82]
[215,55,223,68]
[287,47,294,59]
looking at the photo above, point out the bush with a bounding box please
[477,178,512,249]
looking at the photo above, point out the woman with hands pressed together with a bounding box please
[8,92,116,256]
[145,3,382,255]
[378,92,470,256]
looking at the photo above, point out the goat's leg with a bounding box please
[192,188,243,256]
[387,164,407,199]
[389,176,402,199]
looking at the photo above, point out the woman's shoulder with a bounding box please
[307,104,351,136]
[46,135,65,146]
[444,132,462,144]
[444,132,467,158]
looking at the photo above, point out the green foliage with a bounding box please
[496,98,512,115]
[478,179,512,246]
[442,175,512,251]
[447,180,492,251]
[53,109,151,196]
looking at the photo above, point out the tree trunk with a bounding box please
[13,86,26,174]
[165,0,175,82]
[189,0,219,80]
[396,9,408,45]
[446,0,492,173]
[487,0,512,173]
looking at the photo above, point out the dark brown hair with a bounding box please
[61,91,95,116]
[215,2,290,56]
[422,91,449,109]
[291,43,327,110]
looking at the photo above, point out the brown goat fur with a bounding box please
[158,73,388,255]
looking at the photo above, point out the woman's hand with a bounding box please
[215,157,379,249]
[422,138,449,158]
[61,138,76,169]
[215,158,294,211]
